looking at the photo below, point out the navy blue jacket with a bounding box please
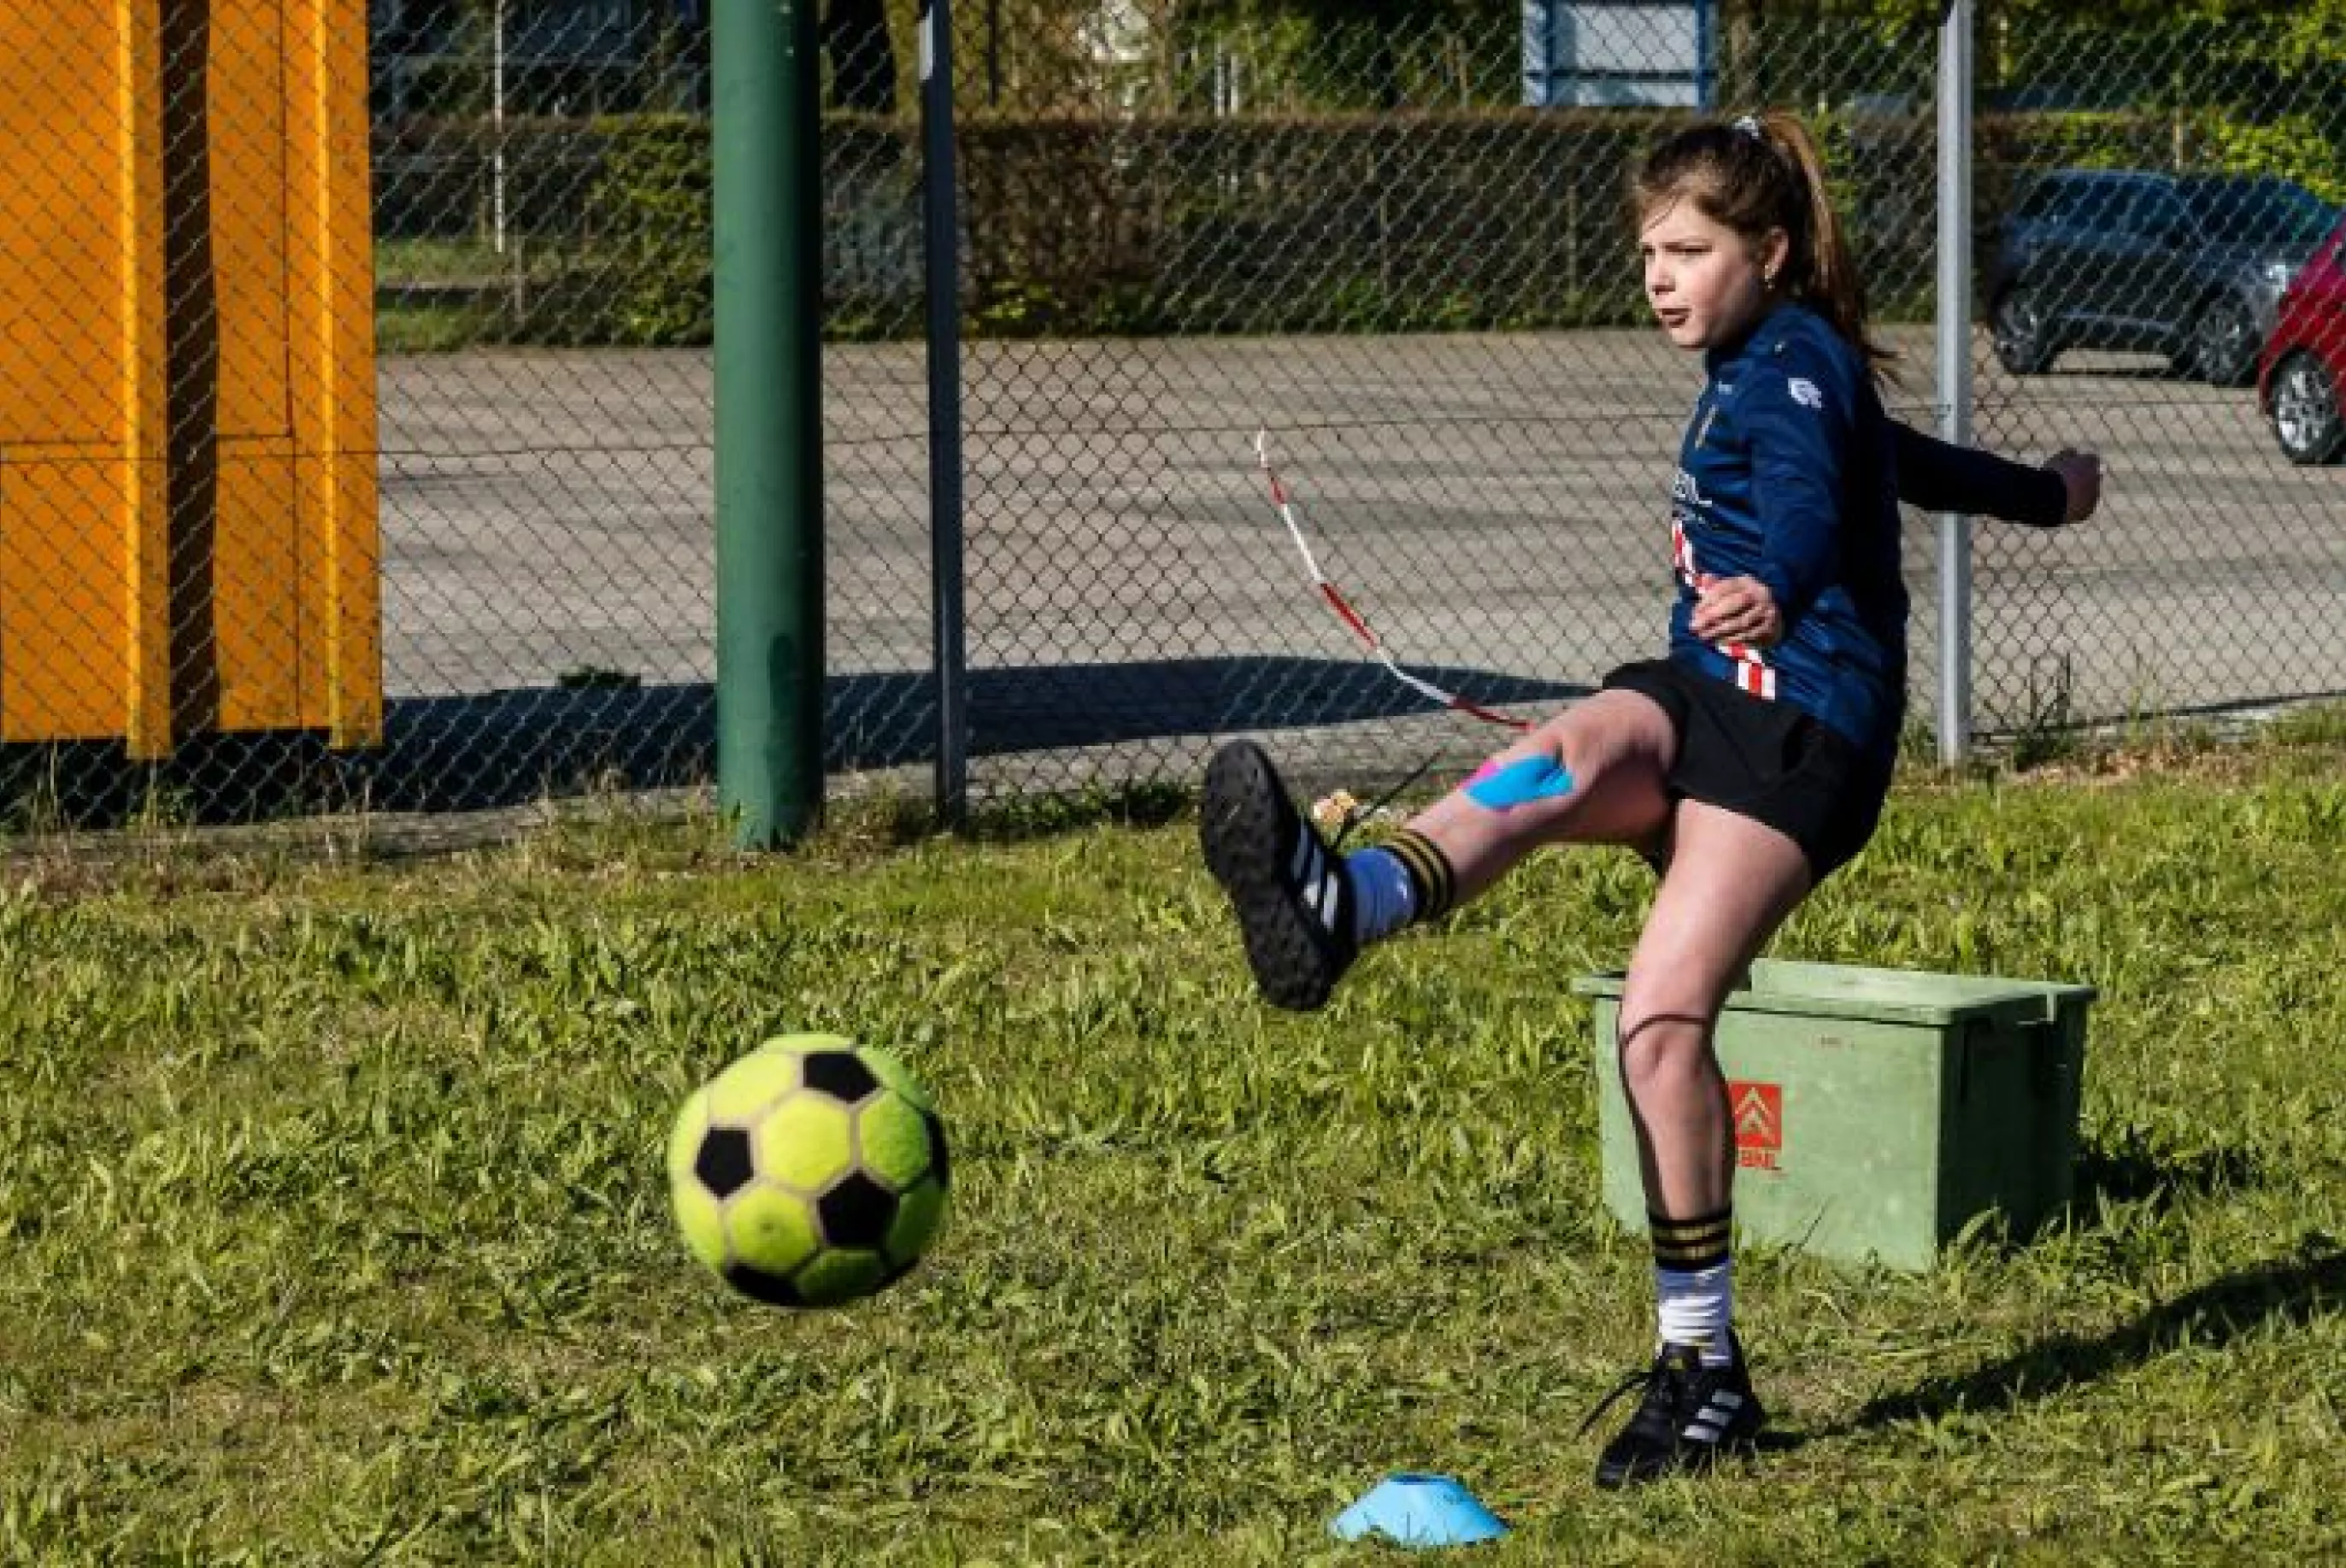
[1668,302,1907,760]
[1890,422,2068,528]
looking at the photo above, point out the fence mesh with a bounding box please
[1966,15,2346,737]
[945,4,1950,804]
[0,3,2337,838]
[937,2,2343,802]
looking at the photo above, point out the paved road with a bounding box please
[377,328,2343,790]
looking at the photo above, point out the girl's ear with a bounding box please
[1757,227,1791,286]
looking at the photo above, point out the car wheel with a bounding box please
[1990,287,2055,374]
[2186,295,2260,385]
[2269,351,2345,466]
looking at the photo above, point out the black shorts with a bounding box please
[1600,658,1894,883]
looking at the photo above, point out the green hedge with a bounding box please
[370,108,2346,349]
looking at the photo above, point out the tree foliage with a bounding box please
[794,1,2342,118]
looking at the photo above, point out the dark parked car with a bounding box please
[1988,170,2338,384]
[2258,210,2346,464]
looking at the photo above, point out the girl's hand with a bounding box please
[1690,573,1783,647]
[2046,449,2102,524]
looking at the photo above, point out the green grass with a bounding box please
[377,303,491,355]
[376,239,509,355]
[377,238,514,285]
[2267,698,2346,747]
[3,737,2343,1564]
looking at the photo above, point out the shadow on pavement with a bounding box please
[0,656,1585,824]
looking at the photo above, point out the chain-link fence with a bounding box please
[935,3,2344,804]
[1965,13,2346,743]
[0,3,2337,837]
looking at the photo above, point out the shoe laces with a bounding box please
[1573,1347,1696,1439]
[1326,748,1444,853]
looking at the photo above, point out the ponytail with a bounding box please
[1632,109,1895,379]
[1749,112,1891,376]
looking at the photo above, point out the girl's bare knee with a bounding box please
[1616,1008,1712,1094]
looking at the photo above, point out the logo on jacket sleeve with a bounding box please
[1787,377,1824,409]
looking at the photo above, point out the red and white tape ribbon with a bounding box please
[1254,430,1529,732]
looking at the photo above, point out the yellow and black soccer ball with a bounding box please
[667,1034,949,1308]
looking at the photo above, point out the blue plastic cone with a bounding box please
[1330,1472,1508,1548]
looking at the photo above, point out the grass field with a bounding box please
[3,725,2342,1565]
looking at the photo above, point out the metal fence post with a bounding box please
[714,0,825,848]
[1935,0,1974,764]
[922,0,968,824]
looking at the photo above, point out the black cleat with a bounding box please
[1199,741,1356,1011]
[1584,1337,1766,1489]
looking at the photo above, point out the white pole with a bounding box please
[1935,0,1973,764]
[493,0,509,256]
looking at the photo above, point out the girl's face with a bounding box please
[1638,194,1787,354]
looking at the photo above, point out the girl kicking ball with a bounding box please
[1200,111,2101,1489]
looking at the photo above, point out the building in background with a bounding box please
[369,0,707,120]
[1524,1,1714,109]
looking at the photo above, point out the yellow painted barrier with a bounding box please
[0,0,379,756]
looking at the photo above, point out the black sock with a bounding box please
[1649,1207,1732,1272]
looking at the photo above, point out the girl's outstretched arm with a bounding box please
[1890,420,2100,526]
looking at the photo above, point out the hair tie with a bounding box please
[1732,115,1764,139]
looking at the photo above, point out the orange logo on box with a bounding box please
[1732,1081,1782,1171]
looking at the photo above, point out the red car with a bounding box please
[2259,211,2346,464]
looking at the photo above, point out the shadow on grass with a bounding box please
[2073,1130,2262,1213]
[1830,1240,2344,1438]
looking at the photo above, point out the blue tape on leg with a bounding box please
[1463,755,1576,809]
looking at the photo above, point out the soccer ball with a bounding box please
[667,1033,950,1308]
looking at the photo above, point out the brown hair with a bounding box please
[1630,110,1893,377]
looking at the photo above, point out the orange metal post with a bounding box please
[191,0,302,737]
[0,0,378,758]
[0,2,170,753]
[289,0,381,747]
[121,0,171,757]
[198,0,380,746]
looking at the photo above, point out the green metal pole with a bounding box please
[714,0,824,847]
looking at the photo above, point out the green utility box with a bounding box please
[1574,960,2096,1271]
